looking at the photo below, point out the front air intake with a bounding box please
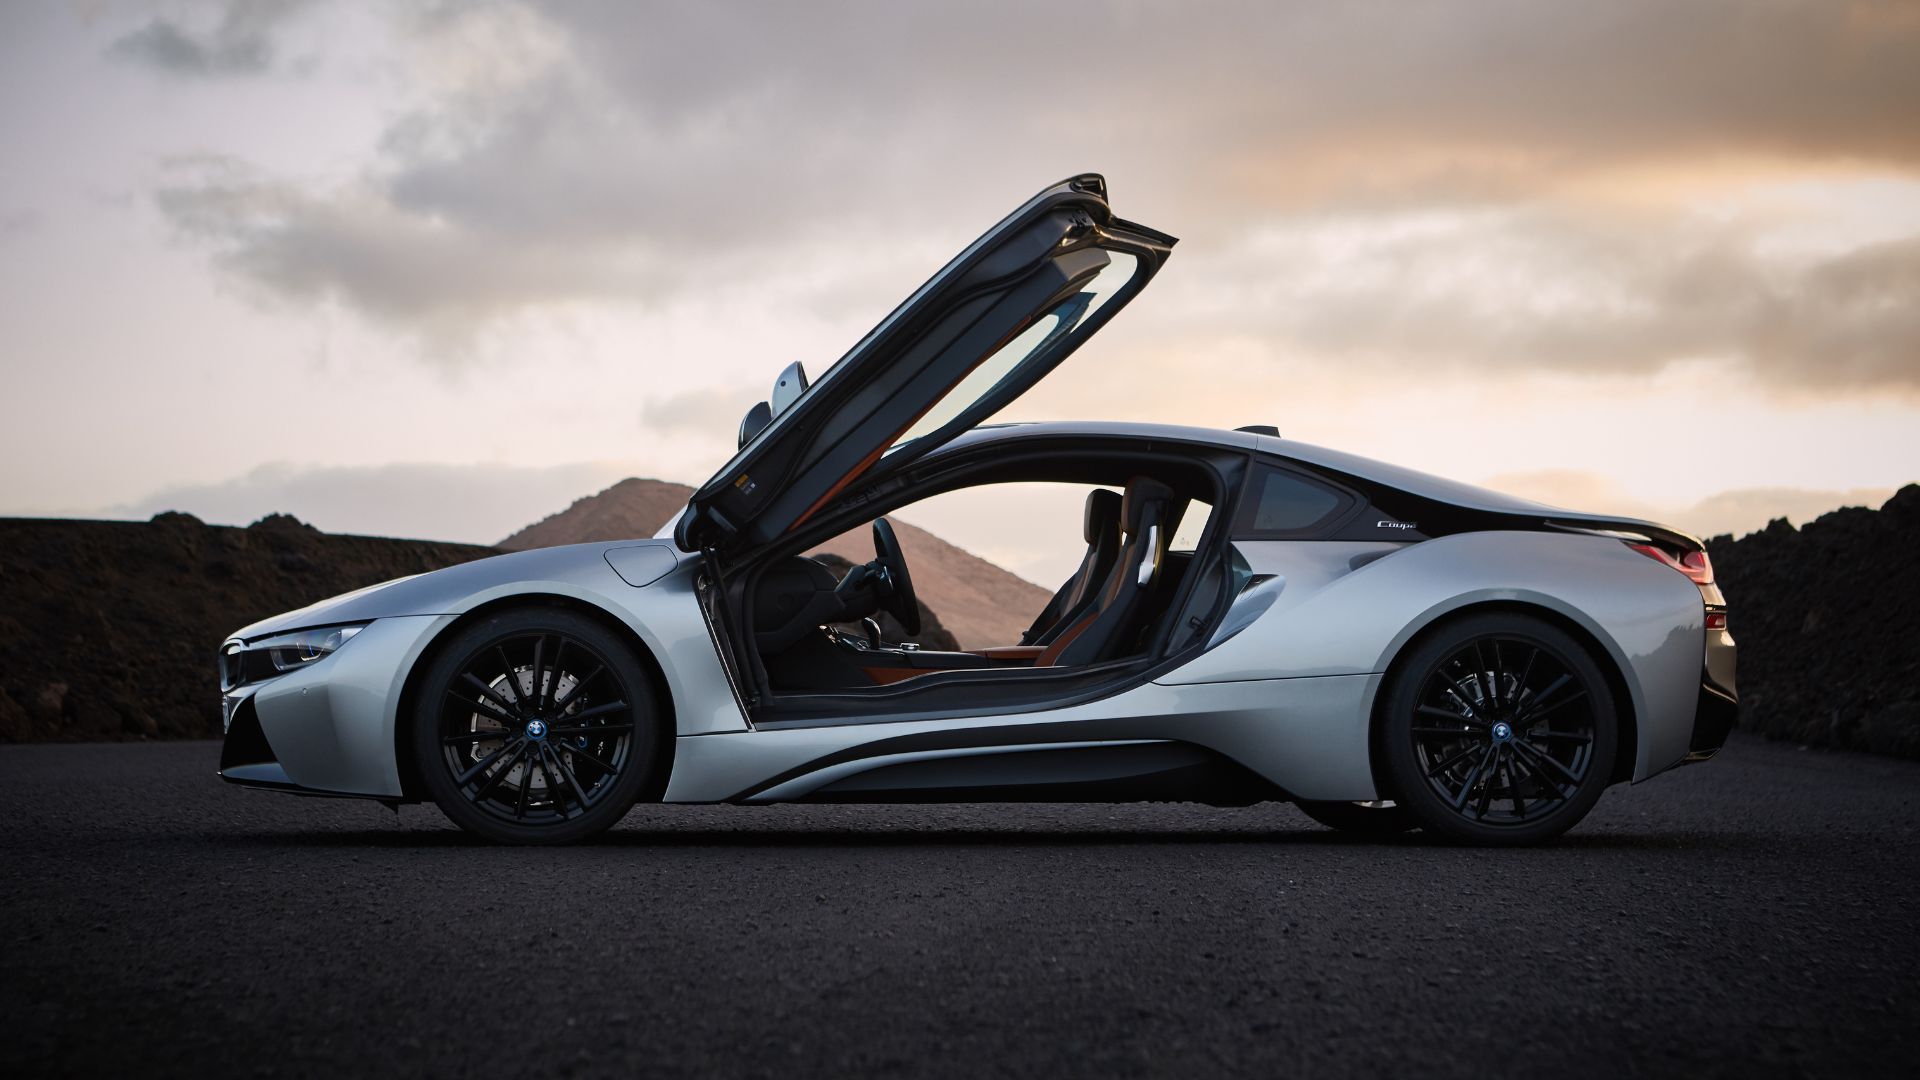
[219,697,275,771]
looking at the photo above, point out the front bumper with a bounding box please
[217,615,450,799]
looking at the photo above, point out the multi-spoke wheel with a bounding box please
[1378,613,1617,845]
[411,608,660,844]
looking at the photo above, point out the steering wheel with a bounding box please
[870,517,920,636]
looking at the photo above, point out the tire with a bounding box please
[1295,800,1417,836]
[412,607,662,844]
[1377,612,1618,846]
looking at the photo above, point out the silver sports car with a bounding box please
[217,175,1737,845]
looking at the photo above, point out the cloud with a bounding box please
[111,460,646,545]
[518,1,1920,185]
[154,161,682,347]
[146,0,1920,391]
[1484,469,1895,539]
[0,208,42,244]
[1179,207,1920,392]
[639,386,758,435]
[107,0,313,77]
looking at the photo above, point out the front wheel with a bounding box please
[1377,613,1618,846]
[412,608,661,844]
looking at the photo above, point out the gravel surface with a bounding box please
[3,735,1916,1079]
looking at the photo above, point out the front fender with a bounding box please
[235,543,747,798]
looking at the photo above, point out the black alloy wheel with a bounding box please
[1378,613,1617,845]
[412,608,659,844]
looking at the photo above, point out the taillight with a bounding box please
[1704,611,1728,630]
[1626,542,1714,585]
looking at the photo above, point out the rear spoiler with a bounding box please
[1543,518,1705,552]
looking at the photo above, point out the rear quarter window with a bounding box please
[1232,466,1353,539]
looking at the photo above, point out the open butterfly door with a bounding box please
[676,174,1175,554]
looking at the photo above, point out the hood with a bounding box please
[226,541,685,642]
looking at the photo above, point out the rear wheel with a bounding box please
[412,608,660,844]
[1378,613,1617,846]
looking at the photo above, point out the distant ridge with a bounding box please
[500,478,1050,648]
[501,477,695,552]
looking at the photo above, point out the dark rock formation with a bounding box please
[0,512,964,742]
[0,514,495,742]
[1706,484,1920,758]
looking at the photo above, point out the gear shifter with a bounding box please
[861,617,883,648]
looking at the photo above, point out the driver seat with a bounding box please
[1035,476,1176,667]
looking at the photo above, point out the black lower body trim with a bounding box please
[794,742,1286,806]
[1686,680,1738,762]
[219,696,276,774]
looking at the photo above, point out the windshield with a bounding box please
[886,252,1139,453]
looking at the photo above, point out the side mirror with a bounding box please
[737,400,773,448]
[770,361,809,416]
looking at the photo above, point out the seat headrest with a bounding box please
[1083,488,1123,545]
[1120,476,1177,535]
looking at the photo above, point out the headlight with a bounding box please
[256,625,366,673]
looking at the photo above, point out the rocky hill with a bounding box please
[502,477,694,551]
[502,478,1050,648]
[0,514,495,742]
[1705,484,1920,759]
[810,552,959,652]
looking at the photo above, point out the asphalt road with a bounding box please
[2,735,1916,1080]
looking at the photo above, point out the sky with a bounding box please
[2,0,1917,587]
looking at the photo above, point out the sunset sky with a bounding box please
[3,1,1917,586]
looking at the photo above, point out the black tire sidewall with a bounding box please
[1296,800,1417,836]
[412,608,660,844]
[1378,613,1618,846]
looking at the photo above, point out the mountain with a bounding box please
[1705,484,1920,759]
[808,552,959,652]
[501,478,1051,648]
[501,477,695,552]
[0,513,496,742]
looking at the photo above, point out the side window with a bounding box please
[1233,465,1351,539]
[825,481,1096,649]
[1169,500,1213,552]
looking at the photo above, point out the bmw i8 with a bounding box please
[216,175,1737,845]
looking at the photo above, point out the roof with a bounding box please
[935,421,1689,541]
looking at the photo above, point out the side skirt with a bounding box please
[751,739,1286,806]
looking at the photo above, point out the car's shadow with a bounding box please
[207,824,1761,851]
